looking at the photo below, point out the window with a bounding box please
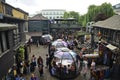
[50,17,52,19]
[24,22,28,32]
[53,12,55,15]
[0,31,9,57]
[53,17,55,19]
[5,5,12,16]
[1,32,8,51]
[57,16,59,18]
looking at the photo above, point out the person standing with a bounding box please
[28,38,33,53]
[30,55,37,72]
[90,59,96,70]
[25,60,30,74]
[81,57,88,80]
[19,74,26,80]
[31,55,37,67]
[45,54,49,68]
[37,56,43,66]
[37,56,44,76]
[38,61,44,77]
[30,73,37,80]
[79,52,83,71]
[36,40,39,47]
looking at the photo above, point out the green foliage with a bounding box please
[79,2,115,27]
[63,12,69,18]
[17,46,25,62]
[63,2,114,27]
[63,11,80,22]
[69,11,80,21]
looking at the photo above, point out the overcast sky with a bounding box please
[6,0,120,16]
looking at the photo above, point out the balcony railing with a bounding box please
[50,24,80,28]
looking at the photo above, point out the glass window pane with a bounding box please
[1,32,7,51]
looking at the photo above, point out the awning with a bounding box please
[106,44,117,50]
[0,23,17,31]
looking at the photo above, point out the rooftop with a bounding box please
[29,14,48,20]
[93,15,120,30]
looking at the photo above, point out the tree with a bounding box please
[100,3,114,17]
[79,2,115,27]
[79,15,84,26]
[69,11,80,21]
[63,11,80,22]
[63,12,69,18]
[94,13,108,22]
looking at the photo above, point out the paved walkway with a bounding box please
[25,44,90,80]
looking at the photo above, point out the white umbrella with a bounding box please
[52,39,68,48]
[56,47,70,52]
[54,49,76,60]
[42,34,53,40]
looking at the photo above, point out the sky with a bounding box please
[6,0,120,16]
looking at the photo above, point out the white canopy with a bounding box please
[42,34,53,40]
[106,44,117,51]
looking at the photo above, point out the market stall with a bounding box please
[50,47,80,79]
[90,65,110,80]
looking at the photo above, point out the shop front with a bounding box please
[49,47,80,79]
[90,41,120,80]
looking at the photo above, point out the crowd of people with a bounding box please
[6,53,45,80]
[6,29,117,80]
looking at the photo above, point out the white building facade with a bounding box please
[41,9,66,19]
[113,3,120,15]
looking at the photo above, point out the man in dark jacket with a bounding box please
[110,62,120,80]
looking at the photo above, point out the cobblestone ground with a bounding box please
[25,44,90,80]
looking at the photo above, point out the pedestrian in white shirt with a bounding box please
[81,57,88,80]
[90,59,96,70]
